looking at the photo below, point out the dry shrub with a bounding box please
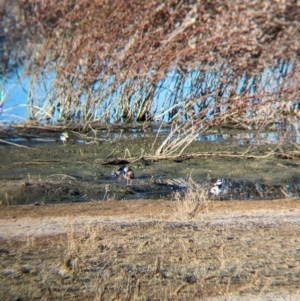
[1,0,299,127]
[155,119,206,155]
[173,177,210,219]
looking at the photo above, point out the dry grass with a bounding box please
[173,177,211,219]
[1,211,300,300]
[154,120,207,156]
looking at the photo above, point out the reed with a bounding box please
[1,0,299,133]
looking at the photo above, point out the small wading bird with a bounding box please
[60,132,69,145]
[209,179,223,196]
[111,166,134,185]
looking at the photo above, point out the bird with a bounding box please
[209,179,224,196]
[60,132,69,145]
[111,166,134,185]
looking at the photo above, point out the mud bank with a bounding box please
[1,127,300,204]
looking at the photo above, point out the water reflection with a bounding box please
[197,132,280,146]
[1,127,299,147]
[199,131,299,145]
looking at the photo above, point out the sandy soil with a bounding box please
[1,199,300,300]
[1,199,300,239]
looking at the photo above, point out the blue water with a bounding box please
[0,75,28,123]
[0,60,298,129]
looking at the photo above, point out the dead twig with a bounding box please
[0,138,32,149]
[43,174,78,181]
[13,160,62,165]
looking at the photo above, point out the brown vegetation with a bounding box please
[1,0,300,128]
[1,3,300,300]
[1,200,300,300]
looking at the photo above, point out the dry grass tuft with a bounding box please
[173,177,210,219]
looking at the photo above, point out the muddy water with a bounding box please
[1,127,300,204]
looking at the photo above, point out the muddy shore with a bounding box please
[1,127,300,204]
[1,127,300,300]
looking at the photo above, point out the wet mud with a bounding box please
[1,127,300,205]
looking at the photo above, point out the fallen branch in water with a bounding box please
[98,150,276,165]
[0,139,32,149]
[97,158,131,165]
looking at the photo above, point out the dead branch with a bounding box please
[99,150,276,165]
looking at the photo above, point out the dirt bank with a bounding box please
[1,199,300,300]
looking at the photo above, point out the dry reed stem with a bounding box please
[1,0,299,126]
[173,177,210,219]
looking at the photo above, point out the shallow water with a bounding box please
[0,126,300,204]
[1,125,298,146]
